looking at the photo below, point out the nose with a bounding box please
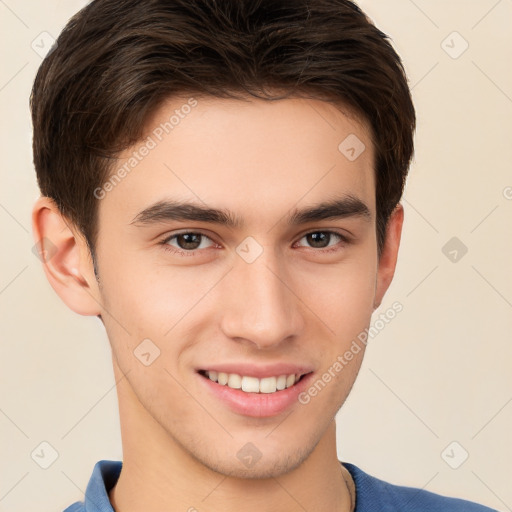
[219,245,305,350]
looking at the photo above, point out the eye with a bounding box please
[160,231,216,256]
[159,229,349,257]
[295,231,348,253]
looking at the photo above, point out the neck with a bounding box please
[108,359,353,512]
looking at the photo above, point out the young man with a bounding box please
[30,1,498,511]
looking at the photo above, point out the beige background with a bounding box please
[1,0,511,511]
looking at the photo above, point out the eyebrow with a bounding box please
[130,195,372,229]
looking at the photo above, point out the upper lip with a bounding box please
[198,363,314,379]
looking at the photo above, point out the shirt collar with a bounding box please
[84,460,122,511]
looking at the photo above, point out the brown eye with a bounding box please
[175,233,203,250]
[297,231,346,251]
[306,232,330,248]
[162,231,215,255]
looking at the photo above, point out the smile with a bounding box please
[198,370,309,394]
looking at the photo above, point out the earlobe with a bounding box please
[31,196,102,316]
[373,204,404,310]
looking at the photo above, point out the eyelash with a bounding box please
[158,230,350,257]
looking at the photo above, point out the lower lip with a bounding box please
[198,372,314,418]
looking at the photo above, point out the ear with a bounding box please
[31,196,102,316]
[373,204,404,310]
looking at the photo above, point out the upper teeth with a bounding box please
[206,371,301,393]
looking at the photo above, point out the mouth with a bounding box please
[197,369,312,394]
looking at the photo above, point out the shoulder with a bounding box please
[343,462,498,512]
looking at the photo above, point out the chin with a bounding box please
[201,451,308,480]
[183,433,318,480]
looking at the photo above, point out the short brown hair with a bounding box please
[30,0,415,267]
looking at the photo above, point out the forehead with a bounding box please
[97,95,375,227]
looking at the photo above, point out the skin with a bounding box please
[32,96,403,512]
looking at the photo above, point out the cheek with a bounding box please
[295,253,377,339]
[98,250,189,331]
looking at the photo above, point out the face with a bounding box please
[88,96,392,478]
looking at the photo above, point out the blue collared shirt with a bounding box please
[63,460,498,511]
